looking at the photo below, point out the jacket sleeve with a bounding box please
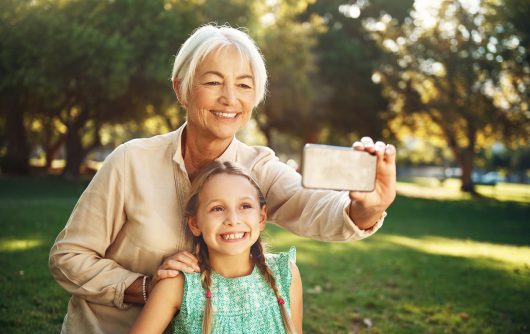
[48,144,142,309]
[254,156,384,242]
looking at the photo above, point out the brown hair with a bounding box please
[184,161,296,334]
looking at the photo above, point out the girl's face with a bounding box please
[188,173,266,258]
[185,46,255,143]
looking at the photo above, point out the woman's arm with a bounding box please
[253,142,395,241]
[289,262,303,334]
[49,145,141,308]
[129,275,184,334]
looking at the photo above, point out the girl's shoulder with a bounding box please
[265,246,296,268]
[265,246,297,290]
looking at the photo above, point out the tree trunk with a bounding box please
[44,118,66,171]
[63,124,84,179]
[459,150,476,193]
[45,137,65,170]
[2,106,30,174]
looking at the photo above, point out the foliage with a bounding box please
[1,0,528,180]
[0,176,528,333]
[255,0,325,146]
[368,0,529,191]
[301,0,414,145]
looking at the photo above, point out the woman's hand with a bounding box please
[151,251,200,291]
[349,136,397,230]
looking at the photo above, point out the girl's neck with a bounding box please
[182,126,232,181]
[209,252,254,278]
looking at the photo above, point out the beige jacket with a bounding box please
[49,123,384,334]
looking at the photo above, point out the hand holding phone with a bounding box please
[301,144,377,192]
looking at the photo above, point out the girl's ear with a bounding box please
[172,79,186,107]
[259,205,267,231]
[187,216,202,236]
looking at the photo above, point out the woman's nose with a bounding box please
[219,84,236,105]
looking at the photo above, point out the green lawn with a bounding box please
[0,176,529,333]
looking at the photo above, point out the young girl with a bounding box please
[129,161,303,334]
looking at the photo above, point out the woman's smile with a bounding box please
[185,46,255,143]
[211,111,240,119]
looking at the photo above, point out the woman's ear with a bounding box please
[187,216,202,236]
[172,79,186,107]
[259,205,267,231]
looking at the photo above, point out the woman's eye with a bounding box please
[238,83,252,89]
[205,81,221,86]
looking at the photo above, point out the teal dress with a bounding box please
[173,247,296,334]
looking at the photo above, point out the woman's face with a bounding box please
[186,46,255,143]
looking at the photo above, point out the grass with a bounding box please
[0,176,529,333]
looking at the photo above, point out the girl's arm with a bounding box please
[289,262,303,334]
[129,275,184,334]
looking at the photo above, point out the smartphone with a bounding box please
[301,144,377,192]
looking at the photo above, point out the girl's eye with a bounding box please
[211,206,224,212]
[241,203,253,209]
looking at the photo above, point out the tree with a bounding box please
[255,0,325,147]
[370,0,529,192]
[301,0,414,145]
[0,0,44,174]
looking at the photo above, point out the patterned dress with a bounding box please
[172,247,296,333]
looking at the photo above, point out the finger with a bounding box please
[157,269,180,279]
[165,259,198,273]
[384,144,396,163]
[352,141,364,151]
[361,137,375,153]
[374,141,386,159]
[361,137,374,146]
[167,251,195,263]
[173,252,200,270]
[164,252,200,271]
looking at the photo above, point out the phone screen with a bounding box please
[302,144,377,192]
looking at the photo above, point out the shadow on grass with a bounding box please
[0,180,75,333]
[383,196,530,247]
[265,194,529,333]
[267,227,530,334]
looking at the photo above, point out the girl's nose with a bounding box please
[223,210,241,225]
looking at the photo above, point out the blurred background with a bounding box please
[1,0,529,333]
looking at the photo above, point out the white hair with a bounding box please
[171,24,267,108]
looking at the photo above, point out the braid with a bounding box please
[195,237,214,334]
[251,239,297,334]
[184,161,292,333]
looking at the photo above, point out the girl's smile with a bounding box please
[188,173,267,269]
[219,231,249,241]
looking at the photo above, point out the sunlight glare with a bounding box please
[0,239,43,252]
[382,235,530,267]
[413,0,481,29]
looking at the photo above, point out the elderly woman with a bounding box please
[49,24,396,333]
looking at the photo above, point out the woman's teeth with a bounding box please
[213,111,237,119]
[221,232,245,240]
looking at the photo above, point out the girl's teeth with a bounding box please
[222,233,245,240]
